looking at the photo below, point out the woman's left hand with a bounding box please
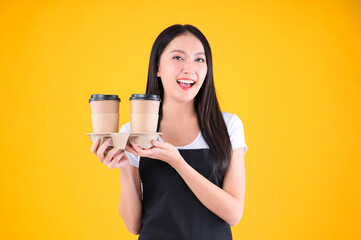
[125,140,184,168]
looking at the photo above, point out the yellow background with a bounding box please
[1,0,360,239]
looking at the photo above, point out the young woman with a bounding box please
[90,24,248,240]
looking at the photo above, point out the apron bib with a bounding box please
[138,149,232,240]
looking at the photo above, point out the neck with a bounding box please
[161,97,197,122]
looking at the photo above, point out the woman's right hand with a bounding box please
[90,138,130,169]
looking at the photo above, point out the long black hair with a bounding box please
[146,24,232,177]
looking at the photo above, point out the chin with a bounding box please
[175,94,196,103]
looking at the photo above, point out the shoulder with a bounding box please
[221,112,244,130]
[221,112,248,152]
[221,111,239,121]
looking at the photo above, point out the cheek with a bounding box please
[198,65,208,78]
[159,62,180,77]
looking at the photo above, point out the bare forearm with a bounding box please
[171,160,243,226]
[118,166,142,235]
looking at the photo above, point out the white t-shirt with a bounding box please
[120,112,248,168]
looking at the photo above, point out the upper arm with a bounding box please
[222,147,246,205]
[221,113,247,203]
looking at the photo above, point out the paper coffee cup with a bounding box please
[91,113,119,133]
[89,94,120,113]
[89,94,120,133]
[130,94,160,114]
[130,113,159,133]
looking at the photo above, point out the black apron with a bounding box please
[138,149,232,240]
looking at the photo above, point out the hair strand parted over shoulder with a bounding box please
[146,24,232,177]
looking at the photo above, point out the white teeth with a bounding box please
[177,80,195,84]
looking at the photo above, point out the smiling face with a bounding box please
[157,32,208,103]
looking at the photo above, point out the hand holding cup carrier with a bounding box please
[87,94,161,168]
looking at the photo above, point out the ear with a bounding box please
[157,64,161,77]
[157,69,160,77]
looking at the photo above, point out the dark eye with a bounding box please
[173,56,183,60]
[196,58,205,62]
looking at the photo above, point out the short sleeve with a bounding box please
[223,112,248,153]
[119,122,140,168]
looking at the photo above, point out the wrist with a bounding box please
[119,163,132,174]
[170,156,187,171]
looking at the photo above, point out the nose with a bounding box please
[183,60,195,75]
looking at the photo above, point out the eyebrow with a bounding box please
[169,49,205,55]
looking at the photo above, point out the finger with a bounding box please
[152,140,168,150]
[112,149,124,159]
[103,148,123,165]
[104,146,114,155]
[96,138,112,159]
[111,151,126,169]
[131,141,147,155]
[131,141,161,158]
[108,153,124,169]
[125,144,140,156]
[90,138,100,154]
